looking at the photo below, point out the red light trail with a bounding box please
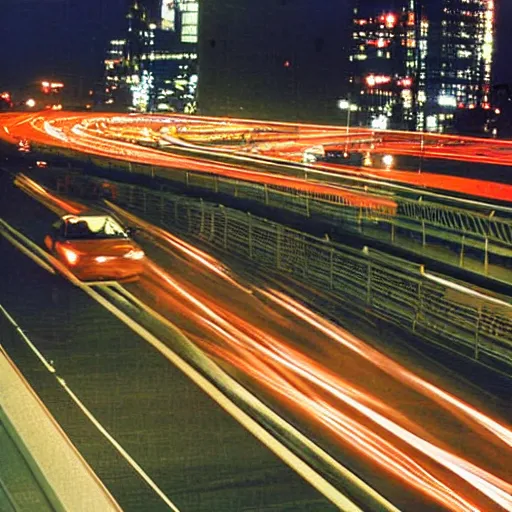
[8,173,512,511]
[1,111,512,203]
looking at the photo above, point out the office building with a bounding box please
[349,0,495,131]
[422,0,494,131]
[349,1,424,130]
[103,0,198,113]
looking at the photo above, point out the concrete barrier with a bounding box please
[0,345,122,512]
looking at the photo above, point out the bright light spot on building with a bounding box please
[371,115,388,130]
[385,14,397,27]
[437,95,457,108]
[382,154,394,168]
[366,75,391,87]
[25,98,36,108]
[426,115,438,131]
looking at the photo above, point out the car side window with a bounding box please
[52,220,64,237]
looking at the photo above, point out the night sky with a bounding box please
[1,0,511,92]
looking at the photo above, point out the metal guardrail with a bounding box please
[35,144,512,273]
[112,183,512,372]
[397,198,512,248]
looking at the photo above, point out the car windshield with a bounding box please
[64,215,127,240]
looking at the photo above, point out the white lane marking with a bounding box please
[91,283,365,512]
[109,283,399,512]
[55,377,181,512]
[0,304,56,374]
[0,223,182,512]
[0,218,398,511]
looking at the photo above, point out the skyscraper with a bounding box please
[422,0,494,131]
[349,1,421,130]
[349,0,495,131]
[103,0,198,113]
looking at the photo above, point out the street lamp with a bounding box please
[338,96,356,154]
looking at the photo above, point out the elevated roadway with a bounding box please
[1,170,511,511]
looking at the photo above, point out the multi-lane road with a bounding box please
[0,112,511,511]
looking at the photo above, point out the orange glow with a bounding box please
[398,77,413,88]
[385,14,397,27]
[14,174,84,215]
[2,111,512,205]
[136,258,512,510]
[58,245,79,265]
[260,289,512,449]
[366,74,392,87]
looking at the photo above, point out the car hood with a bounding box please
[63,239,141,257]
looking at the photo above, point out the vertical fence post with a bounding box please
[199,199,205,235]
[209,211,215,241]
[474,306,482,360]
[366,261,372,305]
[234,180,239,198]
[221,205,228,249]
[305,194,310,218]
[459,234,465,267]
[391,223,395,243]
[422,219,426,247]
[413,282,422,333]
[329,247,334,290]
[484,237,489,275]
[248,212,253,260]
[185,171,190,187]
[264,184,269,205]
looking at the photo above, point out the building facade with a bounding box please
[197,0,351,122]
[349,0,494,131]
[103,0,198,113]
[349,1,423,130]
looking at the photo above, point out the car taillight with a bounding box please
[60,246,79,265]
[124,249,144,260]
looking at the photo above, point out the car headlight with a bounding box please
[59,246,79,265]
[124,249,145,260]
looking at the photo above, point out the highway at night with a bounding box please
[0,112,511,511]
